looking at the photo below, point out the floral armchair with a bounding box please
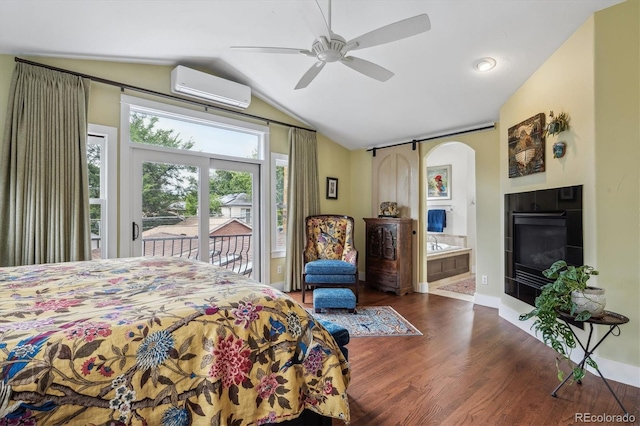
[302,215,358,303]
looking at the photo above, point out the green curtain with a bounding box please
[284,128,320,292]
[0,62,91,266]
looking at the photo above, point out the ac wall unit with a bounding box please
[170,65,251,109]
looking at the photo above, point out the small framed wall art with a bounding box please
[427,165,451,200]
[326,177,338,199]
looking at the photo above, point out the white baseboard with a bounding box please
[500,304,640,388]
[270,281,285,292]
[474,293,500,309]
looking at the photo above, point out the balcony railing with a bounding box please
[141,234,253,277]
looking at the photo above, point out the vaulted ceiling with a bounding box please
[0,0,624,150]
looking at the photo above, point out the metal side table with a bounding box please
[552,310,630,416]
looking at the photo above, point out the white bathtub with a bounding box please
[427,242,463,253]
[426,244,472,282]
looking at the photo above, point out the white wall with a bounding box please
[426,143,475,237]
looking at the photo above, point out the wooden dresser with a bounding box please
[363,217,413,295]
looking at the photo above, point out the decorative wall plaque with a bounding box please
[508,113,546,178]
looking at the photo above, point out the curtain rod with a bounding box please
[367,123,496,156]
[14,57,316,133]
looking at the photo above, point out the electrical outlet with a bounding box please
[277,266,283,274]
[481,275,488,285]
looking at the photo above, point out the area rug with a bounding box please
[308,306,422,337]
[438,276,476,296]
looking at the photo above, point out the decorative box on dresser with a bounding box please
[363,217,413,295]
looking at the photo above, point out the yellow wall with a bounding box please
[347,149,372,269]
[419,128,502,300]
[500,0,639,374]
[345,127,502,300]
[0,56,14,138]
[305,107,501,304]
[0,55,351,285]
[500,16,597,311]
[317,133,353,215]
[0,55,305,153]
[593,0,639,366]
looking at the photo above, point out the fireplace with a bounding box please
[505,186,583,306]
[514,212,571,291]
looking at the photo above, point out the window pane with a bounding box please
[141,161,199,259]
[87,143,101,199]
[90,203,102,259]
[130,110,260,160]
[275,162,287,251]
[209,168,254,277]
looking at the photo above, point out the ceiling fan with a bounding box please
[231,1,431,90]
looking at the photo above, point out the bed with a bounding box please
[0,257,350,425]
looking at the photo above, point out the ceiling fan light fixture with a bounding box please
[232,1,431,89]
[312,36,346,62]
[474,57,496,72]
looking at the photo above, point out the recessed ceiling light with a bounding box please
[475,57,496,72]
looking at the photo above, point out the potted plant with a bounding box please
[544,111,570,137]
[519,260,605,382]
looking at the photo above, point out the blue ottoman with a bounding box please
[313,288,356,313]
[318,319,350,360]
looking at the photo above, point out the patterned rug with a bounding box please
[308,306,422,337]
[438,276,476,295]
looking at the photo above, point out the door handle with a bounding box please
[132,222,140,241]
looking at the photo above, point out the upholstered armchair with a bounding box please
[302,215,358,303]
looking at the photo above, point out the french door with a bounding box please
[129,148,261,280]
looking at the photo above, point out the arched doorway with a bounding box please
[425,142,477,301]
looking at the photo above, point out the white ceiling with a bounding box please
[0,0,624,151]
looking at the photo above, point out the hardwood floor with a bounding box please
[289,286,640,425]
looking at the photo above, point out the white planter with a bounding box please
[571,287,606,318]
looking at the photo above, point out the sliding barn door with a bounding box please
[371,144,419,290]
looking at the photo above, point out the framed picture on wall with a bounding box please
[427,165,451,200]
[508,112,546,178]
[326,177,338,199]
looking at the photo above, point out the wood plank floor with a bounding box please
[289,286,639,425]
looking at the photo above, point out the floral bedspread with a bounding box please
[0,257,350,425]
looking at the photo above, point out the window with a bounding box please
[87,124,117,259]
[271,153,288,257]
[241,208,251,224]
[129,105,262,160]
[119,95,269,281]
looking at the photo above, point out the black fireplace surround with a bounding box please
[505,185,583,306]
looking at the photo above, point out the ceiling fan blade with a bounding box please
[298,0,331,43]
[340,56,394,82]
[345,14,431,52]
[231,46,314,57]
[295,61,326,90]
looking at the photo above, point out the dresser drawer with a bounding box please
[367,270,398,287]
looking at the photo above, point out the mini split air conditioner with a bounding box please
[170,65,251,109]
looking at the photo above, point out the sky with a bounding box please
[152,113,259,160]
